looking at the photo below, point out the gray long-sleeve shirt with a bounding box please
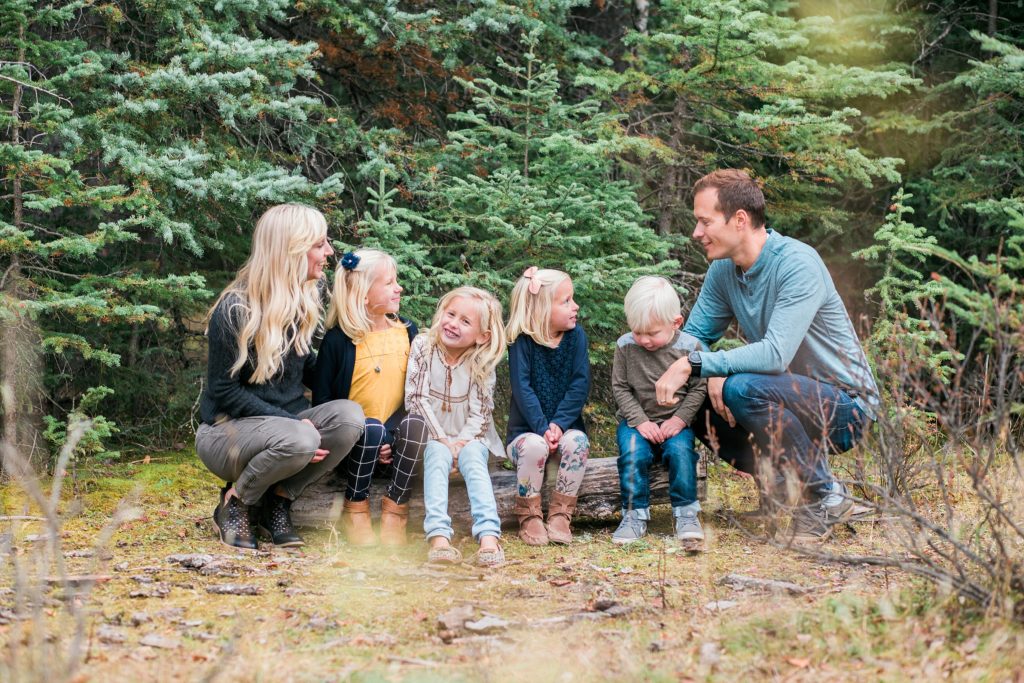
[683,230,880,419]
[612,330,707,428]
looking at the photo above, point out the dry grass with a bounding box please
[3,451,1024,682]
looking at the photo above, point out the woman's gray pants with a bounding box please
[195,399,365,505]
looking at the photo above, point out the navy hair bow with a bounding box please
[340,252,360,271]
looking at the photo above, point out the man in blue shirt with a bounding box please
[656,169,879,543]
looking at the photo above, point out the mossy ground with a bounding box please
[3,451,1023,682]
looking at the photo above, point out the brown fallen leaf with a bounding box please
[786,657,811,668]
[549,579,572,587]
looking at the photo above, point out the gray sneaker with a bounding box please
[673,508,704,541]
[612,510,648,544]
[823,481,854,523]
[777,504,831,545]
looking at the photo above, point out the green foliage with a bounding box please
[3,0,1021,460]
[578,0,917,253]
[0,0,352,457]
[855,190,957,380]
[42,386,120,461]
[909,30,1024,264]
[860,21,1024,388]
[413,33,677,349]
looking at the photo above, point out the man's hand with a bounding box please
[707,376,735,427]
[637,421,664,444]
[377,443,393,465]
[544,423,563,451]
[301,418,331,462]
[659,416,686,440]
[656,357,691,406]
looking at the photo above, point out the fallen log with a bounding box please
[292,451,708,529]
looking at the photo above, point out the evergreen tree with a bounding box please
[576,0,917,264]
[413,31,677,350]
[0,0,347,459]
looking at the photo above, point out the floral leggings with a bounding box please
[507,430,590,497]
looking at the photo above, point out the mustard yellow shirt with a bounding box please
[348,325,410,421]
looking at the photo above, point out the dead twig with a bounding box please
[717,573,823,596]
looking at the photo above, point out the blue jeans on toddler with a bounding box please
[616,421,699,519]
[423,440,501,541]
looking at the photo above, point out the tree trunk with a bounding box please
[291,453,708,529]
[988,0,998,36]
[655,98,690,236]
[635,0,650,34]
[1,27,26,475]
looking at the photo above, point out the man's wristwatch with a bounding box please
[688,350,702,378]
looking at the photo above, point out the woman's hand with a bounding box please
[301,418,331,462]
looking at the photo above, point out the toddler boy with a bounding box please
[611,276,708,544]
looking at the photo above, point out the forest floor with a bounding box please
[3,451,1024,682]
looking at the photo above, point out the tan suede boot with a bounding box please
[545,491,577,545]
[340,498,377,547]
[379,497,409,547]
[513,495,548,546]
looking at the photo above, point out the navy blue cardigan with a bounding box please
[505,324,591,443]
[310,317,418,406]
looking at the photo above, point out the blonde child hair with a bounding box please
[623,276,681,332]
[427,286,506,384]
[505,267,571,348]
[326,248,402,343]
[208,203,327,384]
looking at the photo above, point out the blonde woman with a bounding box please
[310,249,428,547]
[196,204,364,550]
[405,287,506,566]
[505,267,591,546]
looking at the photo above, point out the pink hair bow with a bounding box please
[523,266,541,294]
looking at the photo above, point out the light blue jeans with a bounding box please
[423,440,501,542]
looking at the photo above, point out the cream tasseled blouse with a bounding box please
[404,334,504,458]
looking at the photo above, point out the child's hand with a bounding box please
[451,440,467,472]
[637,420,664,444]
[544,423,563,450]
[659,416,686,440]
[378,443,393,465]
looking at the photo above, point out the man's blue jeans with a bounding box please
[616,421,699,512]
[692,373,867,501]
[423,440,500,541]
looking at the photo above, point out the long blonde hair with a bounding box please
[505,267,571,347]
[427,287,506,385]
[326,248,402,344]
[208,204,328,384]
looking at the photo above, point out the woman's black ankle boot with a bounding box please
[213,486,258,550]
[259,493,304,547]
